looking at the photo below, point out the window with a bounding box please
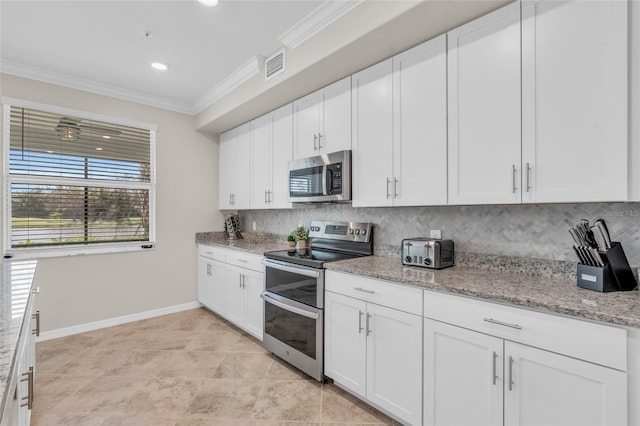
[3,100,156,258]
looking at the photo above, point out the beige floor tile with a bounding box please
[184,330,243,352]
[184,378,264,419]
[231,335,270,353]
[175,419,284,426]
[321,384,393,425]
[252,380,322,422]
[101,416,178,426]
[108,349,226,378]
[31,413,106,426]
[49,348,133,376]
[131,376,203,417]
[135,330,201,351]
[212,352,273,380]
[36,345,89,374]
[32,374,95,413]
[105,350,168,378]
[268,357,314,381]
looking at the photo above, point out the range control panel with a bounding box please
[308,220,372,243]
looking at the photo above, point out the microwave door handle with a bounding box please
[322,166,329,196]
[325,167,333,196]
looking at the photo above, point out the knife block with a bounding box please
[577,242,637,292]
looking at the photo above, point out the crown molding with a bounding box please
[278,0,363,49]
[0,60,194,115]
[191,55,262,114]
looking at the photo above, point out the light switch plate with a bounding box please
[252,222,257,231]
[430,229,442,239]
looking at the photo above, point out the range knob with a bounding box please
[424,258,432,266]
[361,229,367,235]
[349,229,355,234]
[405,255,412,263]
[355,229,361,235]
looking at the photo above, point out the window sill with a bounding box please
[4,242,156,260]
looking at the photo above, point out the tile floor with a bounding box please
[32,308,399,426]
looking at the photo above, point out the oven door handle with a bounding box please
[262,259,321,278]
[261,292,320,320]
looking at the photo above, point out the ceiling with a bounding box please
[0,0,329,114]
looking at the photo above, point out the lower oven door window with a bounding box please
[262,291,321,360]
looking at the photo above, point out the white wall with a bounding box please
[0,74,221,333]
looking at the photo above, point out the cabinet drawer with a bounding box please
[198,245,226,261]
[424,290,627,370]
[226,249,264,272]
[326,271,422,316]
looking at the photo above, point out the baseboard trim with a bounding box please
[37,301,203,342]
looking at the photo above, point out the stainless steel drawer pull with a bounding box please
[20,366,33,409]
[394,178,398,198]
[358,310,364,334]
[508,356,514,391]
[366,313,372,336]
[32,310,40,337]
[386,178,391,198]
[483,318,522,330]
[237,259,248,263]
[354,287,375,294]
[512,164,517,193]
[492,351,498,385]
[526,162,531,192]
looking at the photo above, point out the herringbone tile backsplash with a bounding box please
[239,203,640,267]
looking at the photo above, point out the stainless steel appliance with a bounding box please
[261,220,373,381]
[288,150,351,203]
[401,238,454,269]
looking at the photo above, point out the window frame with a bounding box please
[2,98,157,259]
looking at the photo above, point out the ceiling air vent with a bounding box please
[265,49,285,81]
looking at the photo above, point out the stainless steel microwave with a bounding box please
[288,150,351,203]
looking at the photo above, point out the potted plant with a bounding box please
[287,234,296,248]
[290,225,309,249]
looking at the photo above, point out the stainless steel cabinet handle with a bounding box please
[492,351,498,385]
[32,310,40,337]
[354,287,375,294]
[366,313,372,336]
[526,162,531,192]
[386,178,391,198]
[483,317,522,330]
[237,259,248,263]
[206,264,211,276]
[265,190,268,204]
[239,274,244,288]
[32,286,40,294]
[318,133,323,149]
[358,310,364,334]
[313,134,318,150]
[394,178,398,198]
[20,366,33,409]
[508,356,514,391]
[512,164,517,193]
[267,190,272,203]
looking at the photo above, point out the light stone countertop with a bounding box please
[195,232,291,255]
[325,256,640,328]
[0,260,38,420]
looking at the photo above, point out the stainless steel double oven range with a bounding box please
[261,220,373,381]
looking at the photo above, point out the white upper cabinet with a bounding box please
[250,104,293,209]
[447,2,522,205]
[218,123,251,210]
[294,76,351,159]
[521,0,628,203]
[353,35,447,207]
[393,35,447,206]
[352,59,394,207]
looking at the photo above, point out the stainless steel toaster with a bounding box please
[401,238,454,269]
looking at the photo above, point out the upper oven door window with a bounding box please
[264,261,322,308]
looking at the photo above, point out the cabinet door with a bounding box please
[270,104,293,209]
[293,90,322,159]
[321,76,352,154]
[504,341,627,426]
[521,0,628,203]
[351,59,394,207]
[218,123,251,210]
[366,303,422,426]
[225,266,245,328]
[324,291,367,398]
[242,269,264,341]
[198,257,214,309]
[393,35,447,206]
[447,2,522,205]
[250,114,272,209]
[208,259,227,316]
[424,319,503,426]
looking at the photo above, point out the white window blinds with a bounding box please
[5,104,155,255]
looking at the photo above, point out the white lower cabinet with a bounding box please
[197,245,263,340]
[325,271,422,425]
[423,292,628,426]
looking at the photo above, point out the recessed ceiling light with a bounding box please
[198,0,218,6]
[102,135,111,139]
[150,62,168,71]
[46,150,54,154]
[96,147,104,151]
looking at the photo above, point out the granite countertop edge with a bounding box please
[195,233,640,329]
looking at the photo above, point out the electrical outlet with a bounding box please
[430,229,442,239]
[252,221,257,231]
